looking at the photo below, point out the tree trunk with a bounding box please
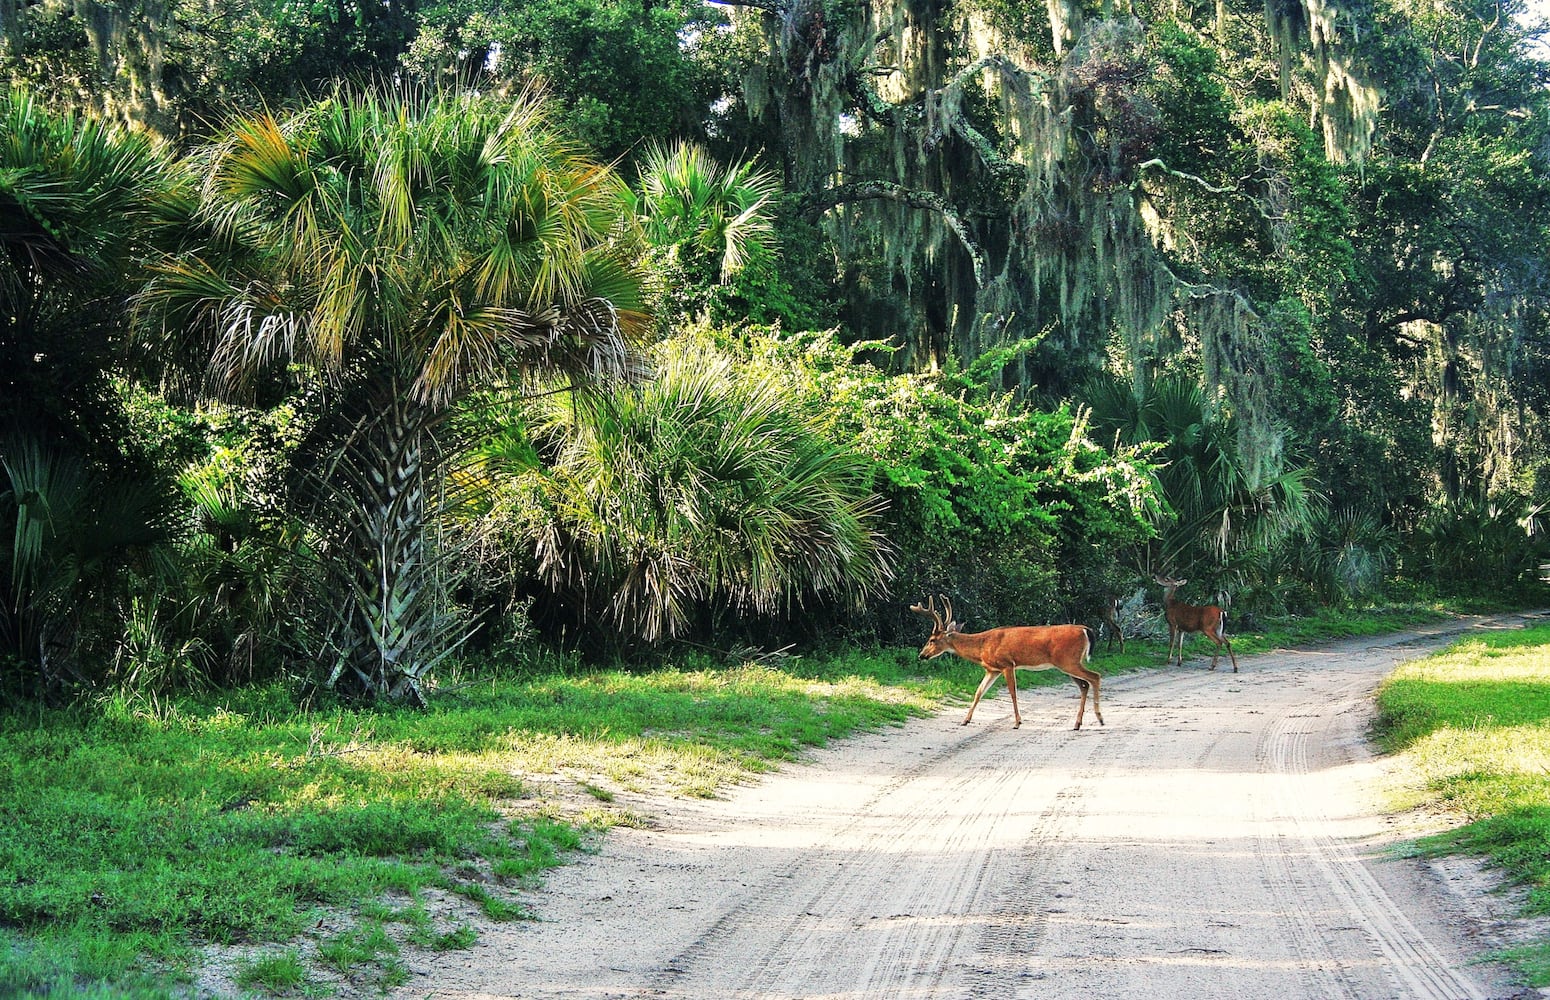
[316,391,451,705]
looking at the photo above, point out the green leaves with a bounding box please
[136,86,651,701]
[148,85,645,411]
[477,334,891,646]
[630,140,780,280]
[0,436,178,694]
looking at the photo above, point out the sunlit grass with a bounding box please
[1374,624,1550,984]
[0,645,951,996]
[1085,602,1451,672]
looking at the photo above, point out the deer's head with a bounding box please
[910,594,960,659]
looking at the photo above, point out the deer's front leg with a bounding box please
[962,668,1000,725]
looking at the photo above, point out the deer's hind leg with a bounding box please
[1003,667,1023,728]
[1070,669,1103,730]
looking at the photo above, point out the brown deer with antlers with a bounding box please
[910,595,1103,730]
[1154,575,1238,673]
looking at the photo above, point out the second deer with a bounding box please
[1101,594,1125,653]
[910,595,1103,730]
[1154,575,1238,673]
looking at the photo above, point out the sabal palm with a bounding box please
[1084,373,1321,581]
[138,86,647,703]
[627,140,779,280]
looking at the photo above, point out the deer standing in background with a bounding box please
[1102,595,1125,653]
[910,595,1103,730]
[1154,575,1238,673]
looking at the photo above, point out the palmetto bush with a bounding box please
[1411,495,1548,597]
[1306,506,1398,605]
[1083,371,1323,597]
[473,336,892,648]
[0,438,177,698]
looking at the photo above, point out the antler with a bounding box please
[910,595,945,632]
[909,594,956,633]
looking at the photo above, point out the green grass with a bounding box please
[1374,622,1550,985]
[1227,603,1452,654]
[233,950,307,991]
[0,646,953,997]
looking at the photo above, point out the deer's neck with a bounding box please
[946,630,993,660]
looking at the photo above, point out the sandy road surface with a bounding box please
[395,614,1547,1000]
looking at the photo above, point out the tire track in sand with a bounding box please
[1257,671,1486,1000]
[648,702,1113,999]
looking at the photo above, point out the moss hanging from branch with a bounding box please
[730,0,1380,463]
[3,0,174,130]
[800,180,988,286]
[1190,289,1284,489]
[1264,0,1381,163]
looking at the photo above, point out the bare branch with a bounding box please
[1132,158,1238,194]
[800,182,986,286]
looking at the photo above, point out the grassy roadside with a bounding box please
[1373,620,1550,986]
[0,649,955,998]
[1095,601,1451,673]
[0,601,1475,997]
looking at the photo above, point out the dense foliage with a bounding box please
[462,334,893,651]
[0,0,1547,704]
[2,6,1549,993]
[0,94,178,699]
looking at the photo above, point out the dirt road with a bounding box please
[395,615,1544,1000]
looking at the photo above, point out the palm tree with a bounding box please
[502,336,891,647]
[628,140,780,280]
[625,140,782,327]
[1083,372,1323,588]
[137,85,648,704]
